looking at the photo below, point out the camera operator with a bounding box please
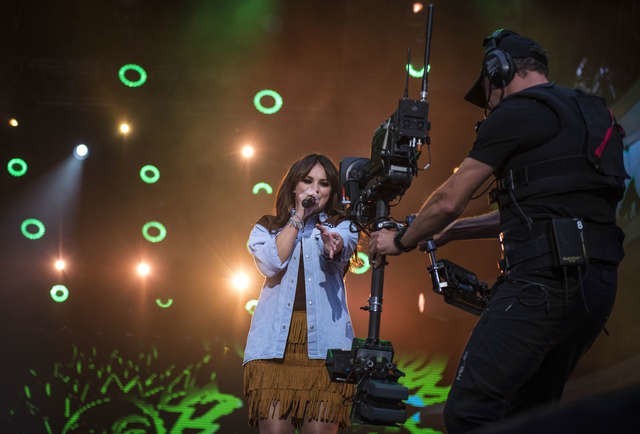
[368,29,627,432]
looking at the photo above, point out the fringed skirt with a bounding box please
[243,311,355,429]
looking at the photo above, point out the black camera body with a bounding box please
[326,338,408,425]
[340,98,429,230]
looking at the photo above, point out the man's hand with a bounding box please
[368,229,402,256]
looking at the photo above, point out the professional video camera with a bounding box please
[325,5,435,427]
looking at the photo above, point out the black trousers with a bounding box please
[443,262,618,434]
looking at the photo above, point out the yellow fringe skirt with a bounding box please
[243,311,355,429]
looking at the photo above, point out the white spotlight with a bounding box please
[73,144,89,160]
[241,145,255,159]
[136,261,151,277]
[231,271,251,291]
[54,259,66,271]
[119,122,131,135]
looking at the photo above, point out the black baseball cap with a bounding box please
[464,30,548,108]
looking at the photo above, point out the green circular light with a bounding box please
[155,298,173,308]
[351,251,371,275]
[20,218,46,240]
[253,89,283,114]
[118,64,148,87]
[245,299,258,315]
[142,221,167,243]
[405,63,431,78]
[140,165,160,184]
[7,158,28,177]
[252,182,273,195]
[50,285,69,303]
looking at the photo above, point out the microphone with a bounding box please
[302,196,316,208]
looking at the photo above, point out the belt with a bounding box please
[500,221,624,272]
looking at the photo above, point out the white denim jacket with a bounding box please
[243,212,358,364]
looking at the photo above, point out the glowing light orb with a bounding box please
[20,218,46,240]
[253,89,283,114]
[142,221,167,243]
[50,285,69,302]
[9,118,18,127]
[252,182,273,195]
[136,262,151,277]
[231,272,250,291]
[119,122,131,135]
[118,64,147,87]
[54,259,66,271]
[7,158,28,177]
[139,164,160,184]
[241,145,255,159]
[412,2,424,13]
[73,144,89,160]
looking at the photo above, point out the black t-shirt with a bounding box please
[468,84,619,227]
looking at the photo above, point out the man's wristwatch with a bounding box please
[393,227,416,252]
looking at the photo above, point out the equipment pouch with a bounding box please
[551,218,588,266]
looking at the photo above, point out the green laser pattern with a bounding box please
[20,345,243,433]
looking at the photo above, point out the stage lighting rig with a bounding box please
[326,4,435,426]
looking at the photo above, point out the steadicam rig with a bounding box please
[326,4,435,426]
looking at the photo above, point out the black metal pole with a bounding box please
[366,199,390,344]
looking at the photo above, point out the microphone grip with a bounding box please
[302,196,316,208]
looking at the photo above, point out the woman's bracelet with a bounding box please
[287,214,303,230]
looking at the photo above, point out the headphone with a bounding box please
[482,29,518,88]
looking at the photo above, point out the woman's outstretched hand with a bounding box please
[316,224,343,259]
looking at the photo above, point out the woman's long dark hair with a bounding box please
[258,154,344,231]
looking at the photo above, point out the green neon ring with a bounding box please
[245,299,258,315]
[118,64,148,87]
[155,298,173,308]
[140,165,160,184]
[142,221,167,243]
[253,89,283,114]
[252,182,273,195]
[7,158,28,177]
[50,285,69,302]
[351,251,371,274]
[405,63,431,78]
[21,218,46,240]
